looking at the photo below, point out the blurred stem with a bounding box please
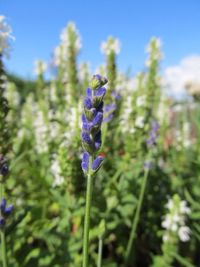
[97,237,103,267]
[82,157,94,267]
[0,182,7,267]
[125,168,149,265]
[0,230,7,267]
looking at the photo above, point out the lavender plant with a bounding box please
[81,74,108,267]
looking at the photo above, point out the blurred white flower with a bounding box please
[146,37,162,54]
[51,156,64,187]
[0,15,14,57]
[145,37,163,67]
[101,36,121,55]
[162,195,190,243]
[136,95,146,107]
[54,22,81,66]
[60,22,82,52]
[135,116,145,128]
[180,200,191,214]
[33,106,49,154]
[161,215,172,229]
[178,226,190,242]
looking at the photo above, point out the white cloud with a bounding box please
[163,55,200,98]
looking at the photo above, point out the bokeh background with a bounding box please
[1,1,200,267]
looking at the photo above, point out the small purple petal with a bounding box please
[82,123,91,132]
[81,152,90,172]
[94,87,106,97]
[111,91,121,100]
[83,152,90,163]
[86,88,92,97]
[84,97,93,109]
[81,163,88,172]
[92,112,103,126]
[93,74,108,86]
[82,114,87,123]
[0,198,6,211]
[104,104,116,113]
[92,156,104,171]
[82,132,92,145]
[103,114,113,123]
[94,74,102,81]
[82,115,92,131]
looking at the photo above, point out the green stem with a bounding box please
[97,237,103,267]
[0,230,7,267]
[82,169,93,267]
[125,169,149,265]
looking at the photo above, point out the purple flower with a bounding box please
[82,132,92,145]
[0,198,6,210]
[81,75,108,173]
[92,112,103,127]
[111,91,121,101]
[94,87,106,97]
[82,116,92,131]
[84,97,93,110]
[81,152,90,172]
[103,114,114,123]
[94,74,102,81]
[146,121,159,147]
[104,104,116,113]
[92,156,104,171]
[0,198,13,227]
[86,88,92,97]
[82,114,87,124]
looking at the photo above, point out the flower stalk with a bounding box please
[81,74,108,267]
[125,168,149,265]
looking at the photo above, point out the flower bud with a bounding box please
[90,74,107,90]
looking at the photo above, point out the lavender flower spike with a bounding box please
[81,75,108,267]
[81,74,107,159]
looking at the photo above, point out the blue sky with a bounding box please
[1,0,200,79]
